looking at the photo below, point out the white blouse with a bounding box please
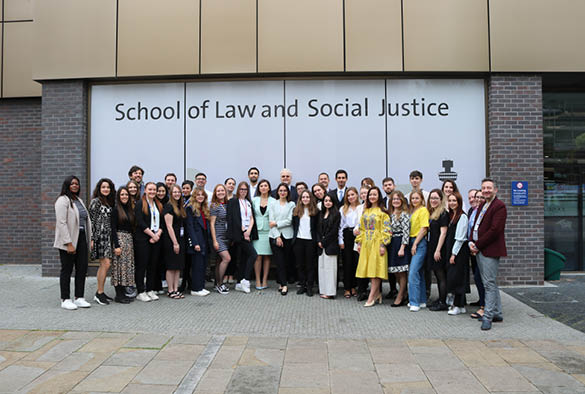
[338,205,360,244]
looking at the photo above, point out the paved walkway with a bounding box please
[1,265,585,393]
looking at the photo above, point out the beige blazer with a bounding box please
[53,195,92,251]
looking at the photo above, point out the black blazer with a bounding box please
[134,199,162,242]
[226,197,258,242]
[328,188,347,208]
[317,212,341,256]
[185,206,209,256]
[272,185,299,204]
[292,214,319,243]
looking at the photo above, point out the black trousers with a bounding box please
[270,237,292,286]
[342,229,359,291]
[293,238,317,288]
[134,239,162,293]
[179,252,192,292]
[59,230,88,300]
[225,243,239,276]
[235,239,257,281]
[190,252,207,291]
[433,264,448,304]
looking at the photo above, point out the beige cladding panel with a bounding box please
[117,0,200,77]
[33,0,116,79]
[345,0,402,72]
[4,0,33,21]
[258,0,343,72]
[201,0,256,74]
[491,0,585,71]
[3,22,41,97]
[403,0,489,72]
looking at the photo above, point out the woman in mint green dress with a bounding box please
[252,180,275,289]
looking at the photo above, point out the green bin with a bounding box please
[544,248,566,281]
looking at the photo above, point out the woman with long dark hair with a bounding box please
[227,182,258,294]
[387,190,410,307]
[89,178,116,305]
[126,180,140,204]
[253,179,275,290]
[339,187,360,298]
[269,183,295,295]
[355,187,391,307]
[292,190,319,297]
[134,182,164,302]
[111,186,136,304]
[54,175,92,310]
[156,182,169,205]
[163,184,187,298]
[186,188,211,297]
[311,183,327,210]
[318,194,341,299]
[446,192,470,315]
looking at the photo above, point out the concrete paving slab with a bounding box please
[0,350,26,370]
[536,349,585,373]
[19,370,89,394]
[284,346,328,364]
[375,363,427,384]
[328,351,375,371]
[121,383,177,394]
[414,352,465,371]
[382,381,436,394]
[209,345,245,369]
[124,333,171,349]
[470,366,538,392]
[247,336,287,349]
[194,368,233,393]
[132,360,193,385]
[425,369,489,394]
[280,363,329,388]
[493,347,548,363]
[72,365,141,392]
[3,331,62,352]
[0,364,47,392]
[78,336,133,353]
[103,348,158,367]
[369,346,416,364]
[35,339,87,362]
[225,365,280,394]
[239,348,285,367]
[513,364,585,390]
[330,369,383,394]
[155,344,204,361]
[170,334,212,345]
[52,351,110,372]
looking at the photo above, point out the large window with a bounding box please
[544,92,585,271]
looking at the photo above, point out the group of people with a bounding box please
[54,165,507,331]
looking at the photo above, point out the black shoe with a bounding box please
[297,287,307,295]
[481,319,492,331]
[281,287,288,296]
[357,293,368,302]
[429,302,449,311]
[306,287,314,297]
[492,316,504,323]
[103,293,114,301]
[469,301,481,306]
[385,292,395,300]
[94,292,109,305]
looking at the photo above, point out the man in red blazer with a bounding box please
[469,178,507,331]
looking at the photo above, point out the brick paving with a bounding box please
[1,265,585,393]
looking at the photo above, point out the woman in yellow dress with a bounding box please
[356,187,392,307]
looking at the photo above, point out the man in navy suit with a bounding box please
[329,169,348,208]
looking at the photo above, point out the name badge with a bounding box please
[180,227,184,237]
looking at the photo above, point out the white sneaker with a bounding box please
[420,303,426,308]
[73,298,91,308]
[409,305,420,312]
[201,289,210,295]
[61,299,78,310]
[241,279,251,293]
[460,307,466,314]
[147,291,159,300]
[448,306,462,315]
[191,290,209,297]
[136,292,152,302]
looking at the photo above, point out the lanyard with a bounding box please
[239,199,248,217]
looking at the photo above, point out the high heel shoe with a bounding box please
[364,295,382,307]
[376,295,382,304]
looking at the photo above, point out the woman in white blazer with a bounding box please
[54,176,92,310]
[269,183,295,295]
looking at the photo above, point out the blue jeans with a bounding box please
[408,237,427,306]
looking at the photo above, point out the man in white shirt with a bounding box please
[405,170,430,204]
[194,172,213,197]
[248,167,260,197]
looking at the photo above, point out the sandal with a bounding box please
[470,307,484,319]
[167,292,175,298]
[174,292,185,299]
[351,289,358,297]
[344,290,351,299]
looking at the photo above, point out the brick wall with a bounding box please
[488,75,544,285]
[0,98,42,264]
[40,81,88,277]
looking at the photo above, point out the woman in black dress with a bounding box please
[89,178,116,305]
[111,186,136,304]
[446,192,470,315]
[186,188,211,296]
[163,184,186,298]
[426,189,450,311]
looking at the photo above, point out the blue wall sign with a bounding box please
[511,181,528,206]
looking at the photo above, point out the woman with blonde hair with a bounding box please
[407,190,429,311]
[426,189,450,311]
[186,187,211,297]
[388,190,410,307]
[162,184,187,298]
[209,184,231,294]
[292,190,319,296]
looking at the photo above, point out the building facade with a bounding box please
[1,0,584,283]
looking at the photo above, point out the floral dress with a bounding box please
[89,198,113,259]
[355,207,391,279]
